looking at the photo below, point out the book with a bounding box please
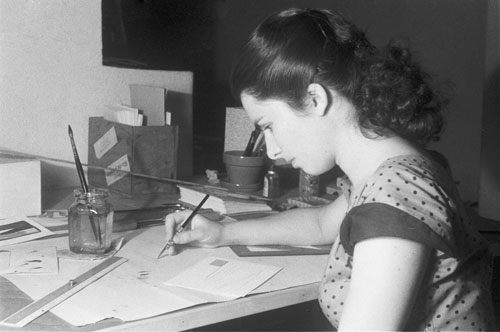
[178,186,272,215]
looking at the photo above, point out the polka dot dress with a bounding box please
[318,155,497,331]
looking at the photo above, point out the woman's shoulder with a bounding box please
[375,153,451,186]
[365,153,455,206]
[337,152,450,200]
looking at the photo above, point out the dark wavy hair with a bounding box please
[230,8,446,146]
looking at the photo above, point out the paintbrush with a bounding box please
[68,125,101,243]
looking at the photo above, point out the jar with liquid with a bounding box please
[68,188,113,254]
[263,165,280,198]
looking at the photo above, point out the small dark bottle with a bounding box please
[263,165,280,198]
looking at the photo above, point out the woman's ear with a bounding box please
[307,83,330,116]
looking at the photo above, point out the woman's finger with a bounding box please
[164,210,192,250]
[173,225,203,244]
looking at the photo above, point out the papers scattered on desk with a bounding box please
[164,256,282,302]
[0,216,54,247]
[103,104,144,126]
[0,226,327,327]
[0,245,58,274]
[178,185,272,215]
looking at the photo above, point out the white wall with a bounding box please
[0,0,192,189]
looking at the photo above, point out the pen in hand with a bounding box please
[157,194,210,259]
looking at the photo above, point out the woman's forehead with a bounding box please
[241,95,291,120]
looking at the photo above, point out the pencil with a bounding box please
[157,194,210,259]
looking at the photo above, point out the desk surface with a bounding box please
[4,188,500,331]
[1,190,329,331]
[2,276,319,331]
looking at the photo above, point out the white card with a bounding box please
[93,126,118,159]
[105,154,130,186]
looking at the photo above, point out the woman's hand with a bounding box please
[163,210,224,255]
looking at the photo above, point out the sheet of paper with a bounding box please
[2,236,101,301]
[2,226,327,326]
[0,245,58,274]
[2,230,208,327]
[164,256,282,302]
[0,216,54,247]
[50,260,206,326]
[103,104,143,126]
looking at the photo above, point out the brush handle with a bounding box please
[68,125,100,243]
[68,125,89,193]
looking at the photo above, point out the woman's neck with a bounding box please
[336,131,421,189]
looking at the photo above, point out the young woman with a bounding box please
[165,8,496,331]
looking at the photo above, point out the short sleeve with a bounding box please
[340,203,456,256]
[339,156,460,257]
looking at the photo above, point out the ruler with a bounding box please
[0,256,127,328]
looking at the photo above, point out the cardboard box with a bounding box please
[87,117,178,196]
[129,84,193,179]
[0,158,41,218]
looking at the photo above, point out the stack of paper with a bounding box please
[178,186,272,215]
[103,104,143,126]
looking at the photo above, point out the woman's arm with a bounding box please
[220,194,348,246]
[338,237,432,331]
[167,195,348,251]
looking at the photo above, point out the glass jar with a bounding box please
[263,165,280,198]
[68,188,113,254]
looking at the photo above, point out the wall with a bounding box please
[213,0,486,203]
[479,0,500,221]
[0,0,488,204]
[0,0,192,190]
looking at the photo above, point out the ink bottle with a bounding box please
[299,169,319,197]
[263,165,280,198]
[68,188,113,254]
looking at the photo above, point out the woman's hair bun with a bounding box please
[354,39,447,145]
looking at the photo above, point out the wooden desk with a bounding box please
[1,190,329,331]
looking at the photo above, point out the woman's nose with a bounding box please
[264,131,281,160]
